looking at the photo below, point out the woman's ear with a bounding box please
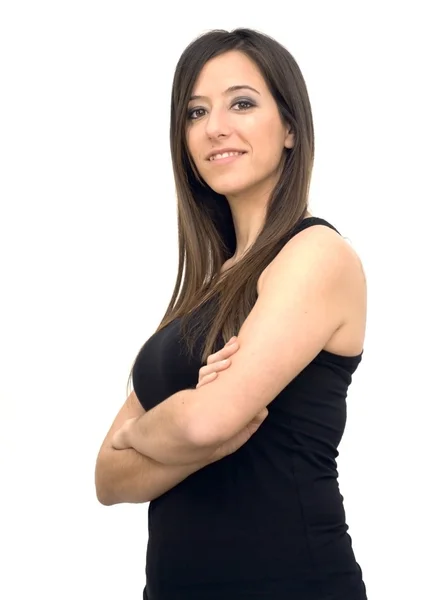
[284,126,295,149]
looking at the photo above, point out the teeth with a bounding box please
[210,151,244,161]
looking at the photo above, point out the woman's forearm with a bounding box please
[95,445,211,505]
[124,389,218,465]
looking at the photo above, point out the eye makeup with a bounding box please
[187,97,257,121]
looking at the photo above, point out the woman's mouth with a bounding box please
[208,151,246,165]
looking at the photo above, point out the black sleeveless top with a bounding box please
[133,218,368,599]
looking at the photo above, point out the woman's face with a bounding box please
[186,50,294,200]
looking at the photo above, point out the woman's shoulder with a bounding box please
[258,218,367,357]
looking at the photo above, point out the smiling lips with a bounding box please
[208,150,246,164]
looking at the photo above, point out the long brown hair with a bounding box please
[126,28,314,394]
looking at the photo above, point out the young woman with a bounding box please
[95,28,368,600]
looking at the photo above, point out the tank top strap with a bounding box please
[289,216,341,238]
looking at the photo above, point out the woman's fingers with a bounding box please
[197,337,239,388]
[199,357,231,380]
[196,371,218,389]
[206,337,238,365]
[200,339,238,378]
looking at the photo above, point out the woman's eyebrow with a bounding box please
[189,85,261,102]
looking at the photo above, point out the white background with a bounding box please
[1,2,440,598]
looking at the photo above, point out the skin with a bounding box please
[197,336,239,389]
[196,337,267,460]
[186,49,297,263]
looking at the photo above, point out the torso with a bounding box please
[220,215,367,358]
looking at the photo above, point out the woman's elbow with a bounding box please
[95,454,118,506]
[95,482,117,506]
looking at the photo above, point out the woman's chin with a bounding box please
[208,181,248,198]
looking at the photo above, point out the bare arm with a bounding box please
[96,447,209,505]
[95,391,212,505]
[117,387,218,466]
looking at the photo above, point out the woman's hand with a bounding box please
[197,336,268,462]
[111,417,138,450]
[196,336,240,389]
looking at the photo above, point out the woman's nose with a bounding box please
[205,109,231,139]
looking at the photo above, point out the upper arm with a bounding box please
[188,226,362,446]
[97,390,146,456]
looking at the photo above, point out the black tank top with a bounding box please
[133,217,368,599]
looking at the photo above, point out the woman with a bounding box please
[95,28,368,599]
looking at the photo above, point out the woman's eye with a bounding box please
[187,100,254,121]
[233,100,254,110]
[188,108,206,120]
